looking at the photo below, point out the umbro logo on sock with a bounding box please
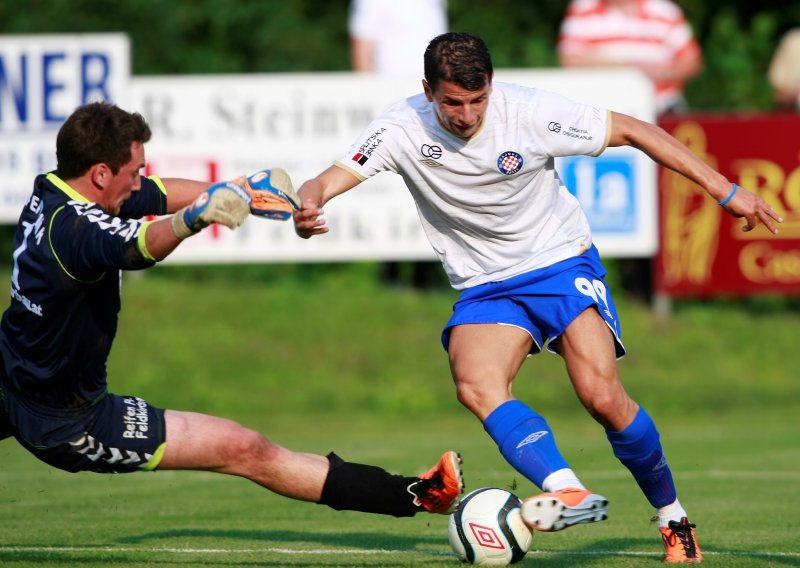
[516,431,549,449]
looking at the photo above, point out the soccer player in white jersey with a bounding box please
[293,32,782,564]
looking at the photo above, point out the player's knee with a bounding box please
[581,387,632,429]
[224,427,275,463]
[454,378,506,418]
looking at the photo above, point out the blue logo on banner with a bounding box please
[560,155,636,233]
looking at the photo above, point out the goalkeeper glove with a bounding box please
[171,181,252,240]
[242,168,299,221]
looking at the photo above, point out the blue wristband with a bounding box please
[718,183,738,206]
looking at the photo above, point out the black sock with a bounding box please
[317,452,422,517]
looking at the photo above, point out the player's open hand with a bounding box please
[720,184,783,235]
[293,199,329,239]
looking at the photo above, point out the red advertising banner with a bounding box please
[656,113,800,296]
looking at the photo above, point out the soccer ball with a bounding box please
[448,487,533,566]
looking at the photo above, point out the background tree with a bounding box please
[2,1,799,110]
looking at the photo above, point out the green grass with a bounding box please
[2,411,799,567]
[1,267,799,566]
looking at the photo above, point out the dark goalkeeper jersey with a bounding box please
[0,173,168,410]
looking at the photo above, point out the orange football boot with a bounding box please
[660,517,703,564]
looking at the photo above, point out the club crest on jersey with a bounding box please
[497,151,523,175]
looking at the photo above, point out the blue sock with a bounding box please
[483,400,569,488]
[606,407,677,508]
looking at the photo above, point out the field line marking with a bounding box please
[0,545,798,560]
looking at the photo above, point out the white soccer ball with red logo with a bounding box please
[448,487,532,565]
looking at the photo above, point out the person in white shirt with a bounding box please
[349,0,447,77]
[294,32,781,564]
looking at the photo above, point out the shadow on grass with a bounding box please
[0,551,449,567]
[117,527,444,548]
[0,542,451,567]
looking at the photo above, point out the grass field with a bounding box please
[1,267,799,567]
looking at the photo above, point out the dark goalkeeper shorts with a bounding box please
[5,391,167,474]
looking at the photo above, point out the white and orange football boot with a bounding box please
[521,487,608,531]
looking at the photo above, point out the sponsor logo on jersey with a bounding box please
[352,127,387,166]
[69,202,144,242]
[419,143,444,167]
[421,144,442,159]
[497,151,524,175]
[563,126,593,141]
[11,286,43,316]
[548,121,594,141]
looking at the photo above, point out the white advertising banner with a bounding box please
[130,68,656,263]
[0,33,130,220]
[0,54,655,262]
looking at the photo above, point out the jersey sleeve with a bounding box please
[49,202,155,281]
[333,115,399,181]
[118,175,168,219]
[529,89,610,158]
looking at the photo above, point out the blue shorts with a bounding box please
[442,246,625,357]
[1,388,166,474]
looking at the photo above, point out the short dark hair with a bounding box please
[55,102,152,179]
[424,32,493,92]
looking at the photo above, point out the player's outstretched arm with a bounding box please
[608,111,783,234]
[143,181,252,260]
[293,165,361,239]
[160,178,214,213]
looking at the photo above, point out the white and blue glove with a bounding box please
[242,168,299,221]
[171,181,252,240]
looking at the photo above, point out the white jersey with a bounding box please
[336,82,611,289]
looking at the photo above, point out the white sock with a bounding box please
[542,468,586,492]
[656,499,688,528]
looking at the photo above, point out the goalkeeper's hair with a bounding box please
[424,32,493,92]
[56,102,152,179]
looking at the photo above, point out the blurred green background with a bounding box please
[1,0,799,111]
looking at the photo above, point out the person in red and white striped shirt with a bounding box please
[558,0,703,115]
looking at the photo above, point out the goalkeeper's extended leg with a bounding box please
[158,410,463,516]
[319,450,464,516]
